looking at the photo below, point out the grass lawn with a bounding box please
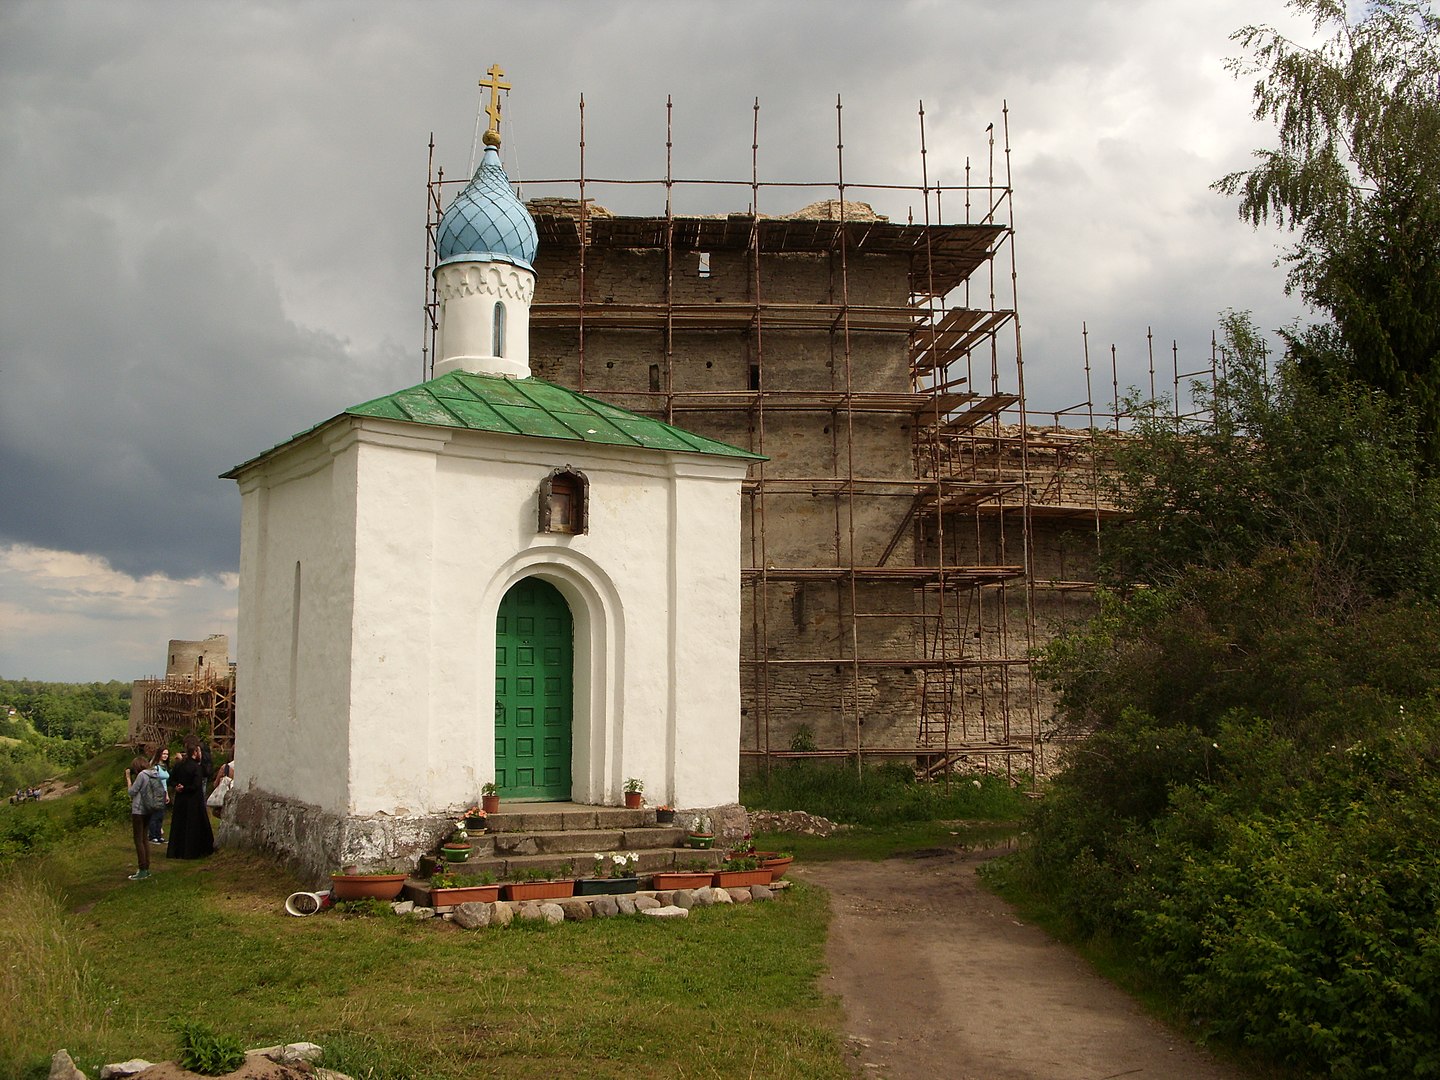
[2,820,849,1080]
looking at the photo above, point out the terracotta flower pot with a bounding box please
[651,871,713,890]
[712,868,771,888]
[756,852,795,880]
[481,794,500,814]
[429,884,501,906]
[624,791,643,809]
[504,879,575,901]
[330,873,407,901]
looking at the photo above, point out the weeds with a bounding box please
[174,1020,247,1076]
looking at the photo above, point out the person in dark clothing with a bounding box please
[166,737,214,860]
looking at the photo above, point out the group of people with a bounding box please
[9,786,42,804]
[124,737,234,882]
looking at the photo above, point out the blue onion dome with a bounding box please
[435,141,538,271]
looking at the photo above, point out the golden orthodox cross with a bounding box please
[479,64,511,139]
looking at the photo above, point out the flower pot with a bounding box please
[330,873,407,901]
[481,794,500,814]
[503,879,575,901]
[650,871,712,890]
[623,791,643,809]
[441,843,472,863]
[464,815,487,830]
[655,809,675,824]
[429,884,501,906]
[756,852,794,880]
[575,876,640,896]
[686,833,714,849]
[713,868,772,888]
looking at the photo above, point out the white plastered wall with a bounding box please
[231,414,748,831]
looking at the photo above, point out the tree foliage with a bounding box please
[1216,0,1440,463]
[1100,312,1440,600]
[1014,310,1440,1073]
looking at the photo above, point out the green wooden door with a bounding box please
[495,577,573,800]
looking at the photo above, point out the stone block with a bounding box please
[750,884,774,901]
[672,889,696,909]
[634,894,661,910]
[592,896,620,918]
[538,902,566,924]
[642,905,690,919]
[452,902,491,929]
[615,896,637,915]
[559,900,593,921]
[489,902,514,927]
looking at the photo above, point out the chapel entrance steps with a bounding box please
[456,802,725,881]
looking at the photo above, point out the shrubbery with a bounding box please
[1003,317,1440,1076]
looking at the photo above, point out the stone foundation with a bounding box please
[218,787,457,887]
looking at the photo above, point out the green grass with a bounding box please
[755,819,1020,862]
[741,760,1029,827]
[2,818,849,1080]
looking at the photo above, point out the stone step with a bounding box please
[485,804,655,833]
[489,825,687,857]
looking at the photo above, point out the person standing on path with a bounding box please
[165,737,214,860]
[125,755,160,881]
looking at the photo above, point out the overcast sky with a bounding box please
[0,0,1315,682]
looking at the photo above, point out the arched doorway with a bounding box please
[494,576,573,800]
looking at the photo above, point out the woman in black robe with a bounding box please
[166,737,214,859]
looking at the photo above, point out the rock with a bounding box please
[711,887,733,904]
[615,896,637,915]
[411,906,435,920]
[51,1051,87,1080]
[747,809,847,837]
[692,886,717,906]
[391,900,414,914]
[452,902,491,929]
[633,894,661,911]
[279,1043,324,1065]
[591,896,619,918]
[728,887,752,904]
[559,900,592,921]
[750,884,774,901]
[489,902,514,927]
[515,902,545,922]
[100,1060,152,1079]
[642,905,690,918]
[538,902,565,925]
[654,890,674,905]
[672,889,695,909]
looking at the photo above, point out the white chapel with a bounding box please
[219,89,759,880]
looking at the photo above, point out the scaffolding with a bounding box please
[131,667,236,755]
[423,97,1150,782]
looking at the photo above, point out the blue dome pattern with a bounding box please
[435,145,538,270]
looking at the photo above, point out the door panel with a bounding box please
[495,577,573,800]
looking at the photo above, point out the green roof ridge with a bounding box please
[345,371,764,461]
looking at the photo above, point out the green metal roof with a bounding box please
[345,371,765,460]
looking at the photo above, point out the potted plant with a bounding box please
[428,869,500,906]
[712,853,770,888]
[623,777,645,809]
[685,812,714,849]
[480,782,500,815]
[575,851,640,895]
[654,804,675,824]
[755,849,795,880]
[463,804,488,830]
[440,823,472,863]
[330,866,408,901]
[503,863,575,902]
[651,860,713,890]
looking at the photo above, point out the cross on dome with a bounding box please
[479,64,510,147]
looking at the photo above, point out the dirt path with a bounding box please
[798,847,1247,1079]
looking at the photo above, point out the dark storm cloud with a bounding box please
[0,0,1312,678]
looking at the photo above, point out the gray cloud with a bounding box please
[0,0,1313,678]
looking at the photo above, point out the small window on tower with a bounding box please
[539,467,589,535]
[698,252,711,278]
[493,302,507,357]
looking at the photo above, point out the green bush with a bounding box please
[174,1020,247,1076]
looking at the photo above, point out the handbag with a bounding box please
[207,774,233,811]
